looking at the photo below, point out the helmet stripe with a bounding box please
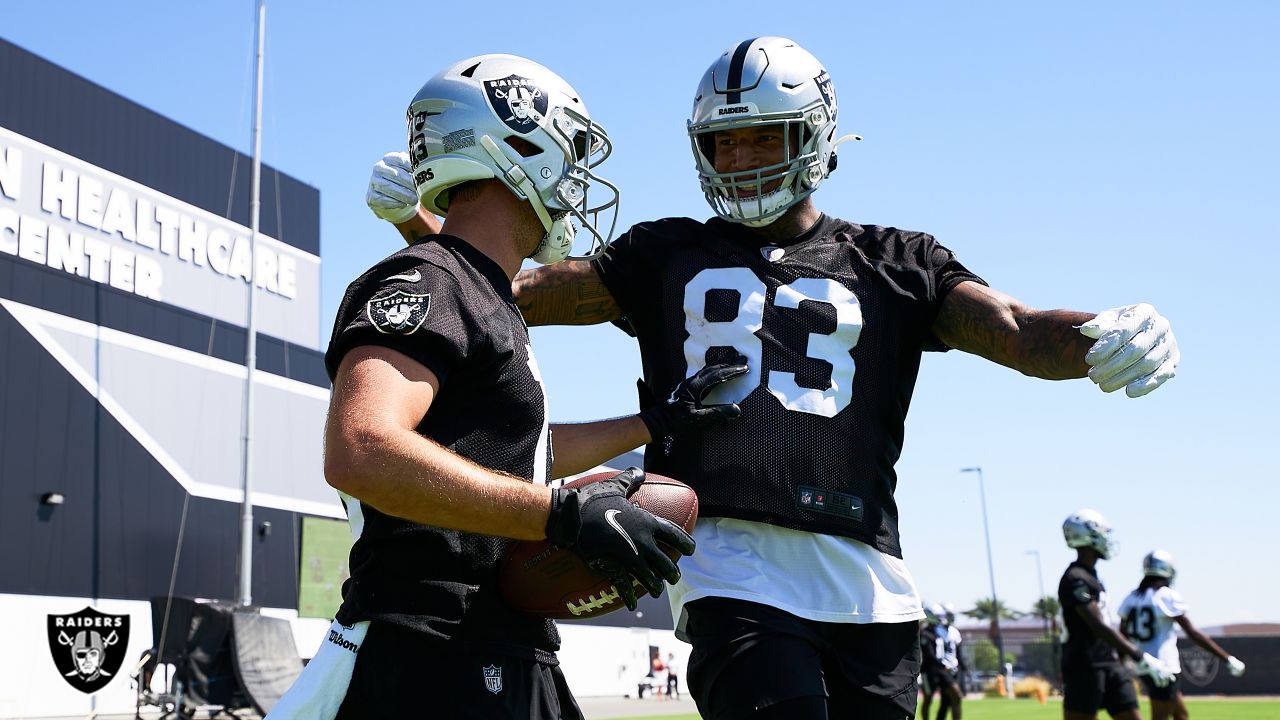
[725,38,758,104]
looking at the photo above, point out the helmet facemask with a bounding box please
[690,109,830,227]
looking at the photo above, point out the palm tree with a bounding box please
[1030,595,1060,638]
[964,597,1024,643]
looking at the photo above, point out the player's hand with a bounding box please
[1135,652,1175,687]
[640,359,749,440]
[1227,655,1246,677]
[1079,303,1179,398]
[544,468,696,611]
[366,151,420,224]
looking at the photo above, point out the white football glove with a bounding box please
[1227,655,1246,677]
[365,151,419,224]
[1079,303,1179,398]
[1134,652,1175,687]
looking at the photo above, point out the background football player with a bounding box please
[935,602,966,720]
[919,603,961,720]
[1059,510,1175,720]
[1118,550,1246,720]
[369,36,1180,720]
[270,53,745,720]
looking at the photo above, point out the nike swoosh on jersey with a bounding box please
[383,270,421,283]
[604,509,639,555]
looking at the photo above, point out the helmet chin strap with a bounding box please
[478,135,573,264]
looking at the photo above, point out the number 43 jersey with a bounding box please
[1119,587,1188,673]
[594,214,984,558]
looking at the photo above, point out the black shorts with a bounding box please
[923,667,959,695]
[1139,672,1180,702]
[1063,664,1139,715]
[335,621,582,720]
[682,597,919,720]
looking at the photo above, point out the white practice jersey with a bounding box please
[942,625,963,671]
[669,517,924,640]
[1118,586,1187,673]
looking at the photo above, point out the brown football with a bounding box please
[497,471,698,620]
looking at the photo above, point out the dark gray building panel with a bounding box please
[0,302,302,607]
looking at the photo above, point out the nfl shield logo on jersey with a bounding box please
[366,290,431,335]
[483,664,503,694]
[47,607,130,694]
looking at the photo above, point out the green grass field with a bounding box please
[613,698,1280,720]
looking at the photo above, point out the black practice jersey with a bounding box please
[920,624,944,672]
[325,235,557,662]
[593,215,983,557]
[1059,562,1120,669]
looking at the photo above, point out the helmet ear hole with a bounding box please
[504,135,543,158]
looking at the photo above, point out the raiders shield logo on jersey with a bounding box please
[484,75,548,134]
[47,607,130,694]
[366,290,431,335]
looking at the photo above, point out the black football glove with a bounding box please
[639,360,749,440]
[544,468,696,611]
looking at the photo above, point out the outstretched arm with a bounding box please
[1173,614,1229,662]
[933,281,1093,380]
[933,281,1179,396]
[550,417,650,479]
[549,361,749,477]
[513,261,621,326]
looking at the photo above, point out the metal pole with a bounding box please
[961,467,1008,696]
[238,0,266,607]
[1028,549,1047,636]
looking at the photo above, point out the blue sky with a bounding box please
[4,2,1277,627]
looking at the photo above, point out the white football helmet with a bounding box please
[406,54,620,264]
[942,602,958,626]
[1143,549,1176,581]
[1063,509,1117,559]
[924,602,945,624]
[687,37,861,227]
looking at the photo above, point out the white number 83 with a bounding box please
[682,268,863,418]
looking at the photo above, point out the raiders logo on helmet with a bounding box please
[366,290,431,335]
[484,75,549,134]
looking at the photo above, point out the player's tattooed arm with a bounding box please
[395,209,443,245]
[933,281,1094,380]
[513,261,621,326]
